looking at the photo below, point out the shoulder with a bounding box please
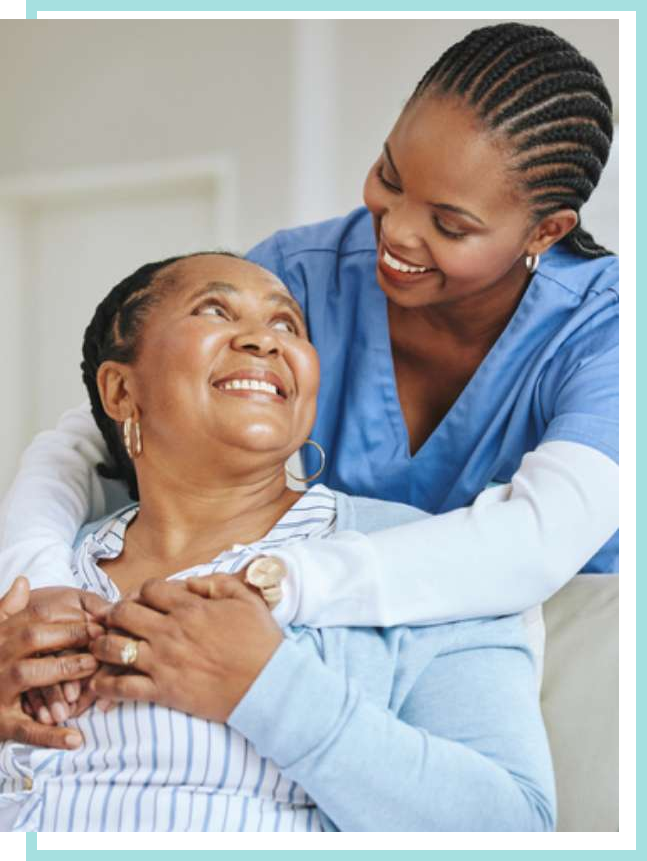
[246,207,375,272]
[539,243,618,303]
[533,245,618,372]
[73,504,137,551]
[331,490,429,533]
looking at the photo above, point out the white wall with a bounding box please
[1,18,619,495]
[0,18,620,246]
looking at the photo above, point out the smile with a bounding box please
[211,369,289,401]
[218,378,279,395]
[382,248,432,274]
[377,243,438,285]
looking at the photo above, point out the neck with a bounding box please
[392,262,530,354]
[126,466,301,565]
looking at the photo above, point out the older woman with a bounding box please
[0,252,553,832]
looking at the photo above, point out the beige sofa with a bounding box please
[541,575,619,831]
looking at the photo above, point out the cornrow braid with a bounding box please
[410,22,615,259]
[81,251,240,500]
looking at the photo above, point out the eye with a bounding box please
[271,317,298,335]
[377,164,401,193]
[433,217,467,240]
[194,300,230,319]
[193,299,299,335]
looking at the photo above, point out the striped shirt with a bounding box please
[0,485,337,832]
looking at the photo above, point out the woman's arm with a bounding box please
[269,440,618,627]
[229,622,555,832]
[0,403,118,592]
[86,579,554,831]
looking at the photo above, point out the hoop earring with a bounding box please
[123,417,142,459]
[525,253,540,274]
[285,439,326,483]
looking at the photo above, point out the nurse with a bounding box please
[0,22,618,714]
[244,20,619,627]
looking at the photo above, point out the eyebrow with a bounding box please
[189,281,306,324]
[383,142,485,226]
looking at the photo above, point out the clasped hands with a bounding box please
[18,570,283,736]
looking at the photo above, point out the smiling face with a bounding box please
[363,94,539,310]
[99,254,319,482]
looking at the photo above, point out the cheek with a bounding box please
[432,234,519,282]
[362,170,386,214]
[292,344,320,408]
[138,327,223,406]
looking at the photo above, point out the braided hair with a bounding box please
[81,251,239,500]
[410,22,614,258]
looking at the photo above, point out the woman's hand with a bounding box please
[20,587,109,725]
[0,577,100,749]
[84,575,283,723]
[23,587,151,724]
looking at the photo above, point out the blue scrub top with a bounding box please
[248,207,619,572]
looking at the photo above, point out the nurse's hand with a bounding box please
[20,587,107,725]
[84,576,283,723]
[0,577,99,749]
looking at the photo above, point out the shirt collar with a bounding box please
[80,483,336,570]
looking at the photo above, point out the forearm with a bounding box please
[0,403,111,591]
[272,441,618,627]
[229,639,554,832]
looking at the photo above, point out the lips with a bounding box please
[378,236,434,275]
[210,368,289,401]
[377,244,438,288]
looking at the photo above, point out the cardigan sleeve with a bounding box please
[229,618,555,831]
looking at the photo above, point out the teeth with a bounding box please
[383,249,429,274]
[219,379,279,395]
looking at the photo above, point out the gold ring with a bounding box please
[120,640,139,666]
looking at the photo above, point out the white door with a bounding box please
[1,158,237,494]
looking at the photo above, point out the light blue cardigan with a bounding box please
[75,490,555,832]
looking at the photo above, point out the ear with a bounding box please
[526,209,579,256]
[96,361,138,423]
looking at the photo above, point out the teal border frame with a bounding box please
[17,3,637,855]
[23,831,638,859]
[22,2,640,18]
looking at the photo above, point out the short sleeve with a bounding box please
[246,233,306,313]
[246,233,284,277]
[540,313,618,464]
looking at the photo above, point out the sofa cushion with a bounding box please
[541,574,619,831]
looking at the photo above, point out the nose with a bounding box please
[230,327,281,358]
[381,199,426,251]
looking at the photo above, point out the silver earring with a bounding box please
[525,253,540,274]
[285,439,326,483]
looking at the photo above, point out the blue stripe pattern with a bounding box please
[0,485,334,832]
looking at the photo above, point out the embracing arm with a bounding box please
[270,439,618,627]
[229,620,555,832]
[0,403,120,592]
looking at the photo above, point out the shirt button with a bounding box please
[23,777,33,791]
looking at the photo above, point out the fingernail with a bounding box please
[80,655,97,670]
[51,703,68,723]
[63,687,78,704]
[97,699,110,712]
[65,732,82,749]
[38,707,53,725]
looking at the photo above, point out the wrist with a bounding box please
[244,555,287,610]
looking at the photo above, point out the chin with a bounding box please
[376,269,448,309]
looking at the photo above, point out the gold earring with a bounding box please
[122,417,142,459]
[285,439,326,483]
